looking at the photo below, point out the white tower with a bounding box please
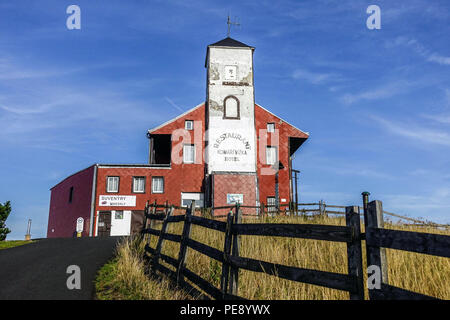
[205,37,256,174]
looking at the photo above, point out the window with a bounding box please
[68,186,74,203]
[266,146,277,165]
[106,176,119,193]
[267,197,276,213]
[267,123,275,133]
[133,177,145,193]
[183,144,195,164]
[224,65,237,81]
[152,176,164,193]
[223,95,240,119]
[185,120,193,130]
[115,211,123,219]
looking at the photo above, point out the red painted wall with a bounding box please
[255,104,309,207]
[47,165,94,238]
[213,174,257,215]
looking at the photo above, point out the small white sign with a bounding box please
[76,217,84,233]
[227,194,243,205]
[99,195,136,207]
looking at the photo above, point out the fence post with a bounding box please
[261,202,265,218]
[361,192,370,226]
[345,206,365,300]
[365,200,389,299]
[177,201,194,286]
[228,203,241,296]
[142,200,149,233]
[142,200,150,245]
[149,200,157,230]
[152,206,174,271]
[220,211,234,299]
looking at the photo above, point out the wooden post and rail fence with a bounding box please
[140,193,450,300]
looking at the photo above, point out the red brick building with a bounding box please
[47,37,309,238]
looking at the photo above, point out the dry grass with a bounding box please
[95,236,193,300]
[98,214,450,300]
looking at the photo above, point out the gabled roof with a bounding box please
[256,103,310,137]
[147,102,204,134]
[208,37,254,49]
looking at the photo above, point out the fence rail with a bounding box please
[141,196,450,300]
[142,201,365,300]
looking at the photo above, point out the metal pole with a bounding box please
[293,170,299,216]
[275,171,279,212]
[25,219,32,240]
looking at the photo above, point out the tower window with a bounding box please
[267,123,275,132]
[223,95,240,119]
[224,65,237,81]
[185,120,193,130]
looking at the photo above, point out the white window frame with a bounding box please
[152,176,164,193]
[266,146,277,165]
[185,120,194,130]
[183,144,195,164]
[267,122,275,133]
[267,197,276,213]
[106,176,119,193]
[133,177,145,193]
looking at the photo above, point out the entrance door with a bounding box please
[97,212,111,237]
[110,210,131,236]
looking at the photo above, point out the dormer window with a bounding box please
[223,95,240,119]
[185,120,193,130]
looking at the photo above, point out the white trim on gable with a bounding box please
[147,102,205,134]
[255,103,310,137]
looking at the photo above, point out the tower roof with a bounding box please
[208,37,254,49]
[205,37,254,67]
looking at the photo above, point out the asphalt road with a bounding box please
[0,237,121,300]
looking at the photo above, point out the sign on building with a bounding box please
[99,195,136,207]
[227,193,243,204]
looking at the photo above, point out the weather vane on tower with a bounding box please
[227,15,240,37]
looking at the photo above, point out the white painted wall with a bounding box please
[206,46,256,174]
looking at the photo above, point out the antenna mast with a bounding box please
[227,15,240,37]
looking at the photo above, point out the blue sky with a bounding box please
[0,0,449,239]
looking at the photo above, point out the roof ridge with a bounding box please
[208,37,254,49]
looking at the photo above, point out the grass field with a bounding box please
[95,214,450,300]
[0,240,33,250]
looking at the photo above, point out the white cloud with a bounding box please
[340,81,412,105]
[386,36,450,66]
[292,68,344,85]
[371,115,450,147]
